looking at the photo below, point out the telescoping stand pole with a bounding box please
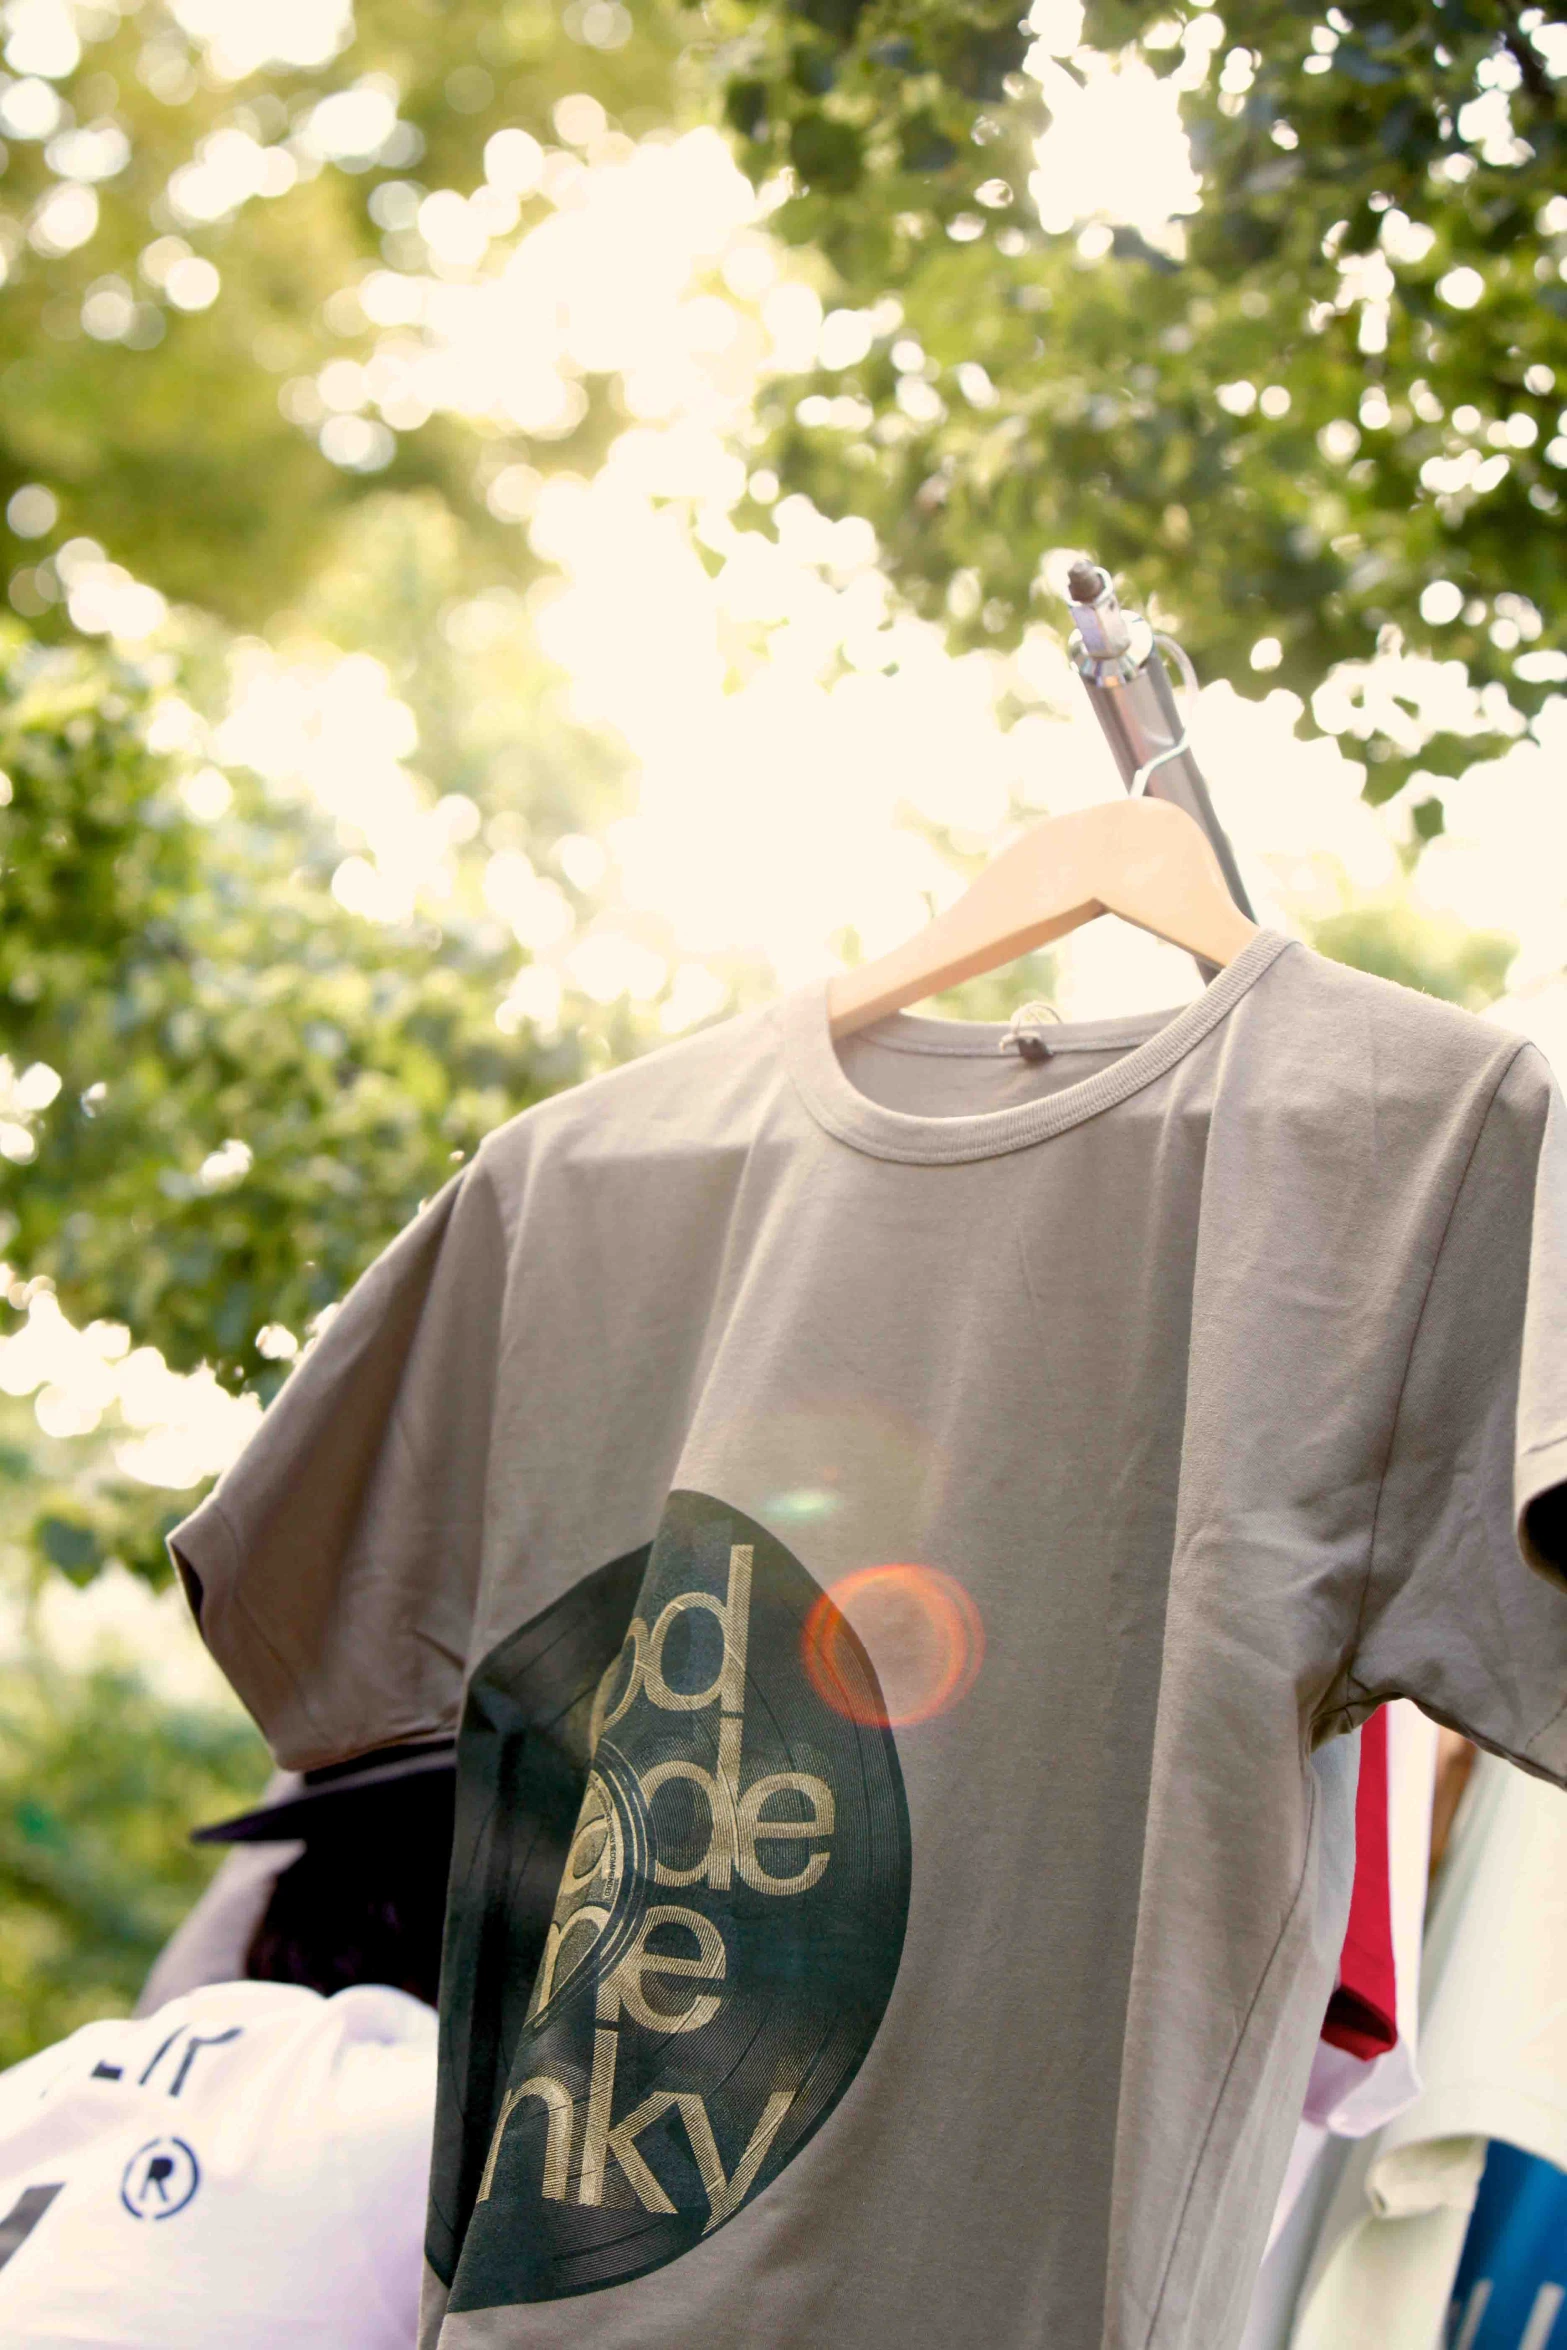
[1064,561,1255,977]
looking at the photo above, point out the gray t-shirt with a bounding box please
[170,929,1567,2350]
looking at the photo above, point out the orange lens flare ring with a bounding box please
[802,1564,985,1728]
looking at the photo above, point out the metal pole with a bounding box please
[1064,561,1256,947]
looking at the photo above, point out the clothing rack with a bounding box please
[1065,560,1255,980]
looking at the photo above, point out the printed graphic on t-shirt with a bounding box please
[430,1489,911,2310]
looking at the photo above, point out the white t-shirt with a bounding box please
[0,1979,436,2348]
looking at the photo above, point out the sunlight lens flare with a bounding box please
[803,1564,985,1727]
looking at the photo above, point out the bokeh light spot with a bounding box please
[764,1485,841,1525]
[803,1564,984,1728]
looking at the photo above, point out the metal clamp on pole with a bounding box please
[1065,560,1256,945]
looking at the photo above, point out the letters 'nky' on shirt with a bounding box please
[170,931,1567,2350]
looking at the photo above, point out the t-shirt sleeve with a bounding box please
[1344,1041,1567,1784]
[168,1160,508,1770]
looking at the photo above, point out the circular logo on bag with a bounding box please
[121,2136,200,2220]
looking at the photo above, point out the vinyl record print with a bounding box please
[430,1489,912,2311]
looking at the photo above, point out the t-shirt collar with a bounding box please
[781,928,1295,1164]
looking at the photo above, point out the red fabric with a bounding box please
[1321,1704,1398,2060]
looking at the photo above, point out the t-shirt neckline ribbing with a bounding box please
[782,928,1295,1164]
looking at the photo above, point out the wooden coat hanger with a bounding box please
[826,794,1259,1039]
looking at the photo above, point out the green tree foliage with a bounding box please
[722,1,1567,812]
[0,0,678,1606]
[0,1383,187,1591]
[7,0,1562,819]
[1310,895,1516,1003]
[0,1647,269,2066]
[0,0,688,621]
[0,497,636,1409]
